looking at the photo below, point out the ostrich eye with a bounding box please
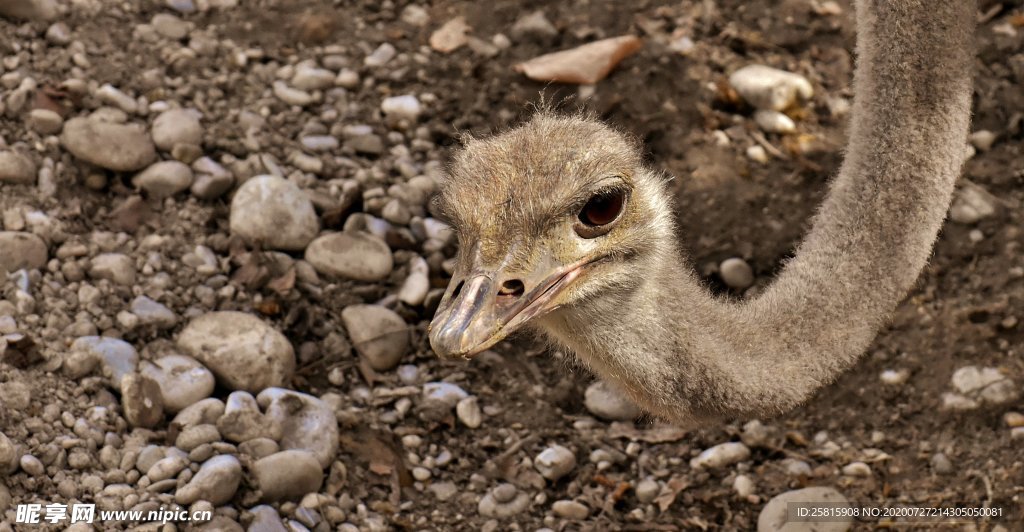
[575,189,626,238]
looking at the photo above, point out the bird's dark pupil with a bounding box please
[581,192,623,226]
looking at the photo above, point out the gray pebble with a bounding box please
[0,151,36,184]
[89,253,136,286]
[146,455,188,482]
[27,109,64,135]
[635,478,659,503]
[66,336,139,388]
[720,257,754,289]
[478,483,530,518]
[249,504,288,532]
[172,398,225,429]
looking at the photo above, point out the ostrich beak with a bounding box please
[428,250,587,359]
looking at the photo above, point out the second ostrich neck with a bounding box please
[540,0,974,426]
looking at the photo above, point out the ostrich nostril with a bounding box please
[450,280,465,300]
[498,279,525,298]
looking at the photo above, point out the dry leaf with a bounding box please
[514,35,643,84]
[430,16,471,53]
[654,476,690,512]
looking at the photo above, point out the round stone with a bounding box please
[151,108,203,152]
[341,305,409,371]
[61,117,156,171]
[305,231,393,281]
[757,487,851,532]
[133,161,194,198]
[551,500,589,520]
[690,442,751,469]
[229,175,319,251]
[253,450,324,502]
[0,232,47,274]
[720,257,755,290]
[257,388,339,468]
[535,445,576,481]
[89,253,136,286]
[140,354,215,413]
[27,109,64,135]
[176,311,295,393]
[0,151,37,184]
[584,381,642,421]
[174,455,241,506]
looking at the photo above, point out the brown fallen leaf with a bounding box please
[429,16,471,53]
[514,35,643,84]
[654,476,690,512]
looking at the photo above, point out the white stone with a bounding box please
[690,442,751,469]
[230,175,319,251]
[456,396,482,428]
[381,95,422,122]
[292,64,336,91]
[720,257,754,289]
[534,445,576,481]
[397,256,430,305]
[729,65,813,111]
[89,253,135,285]
[584,380,642,421]
[151,108,203,151]
[754,109,796,133]
[272,81,313,106]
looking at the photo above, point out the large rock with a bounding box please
[60,117,157,172]
[305,231,393,281]
[229,175,319,251]
[0,0,58,20]
[0,232,47,273]
[176,312,295,393]
[341,305,409,371]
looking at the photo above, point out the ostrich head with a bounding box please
[428,113,676,359]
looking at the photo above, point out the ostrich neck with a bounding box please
[541,0,973,426]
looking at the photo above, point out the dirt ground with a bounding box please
[0,0,1022,530]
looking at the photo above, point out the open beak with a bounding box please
[428,250,588,359]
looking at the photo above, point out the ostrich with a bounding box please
[428,0,973,427]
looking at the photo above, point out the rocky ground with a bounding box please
[0,0,1022,531]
